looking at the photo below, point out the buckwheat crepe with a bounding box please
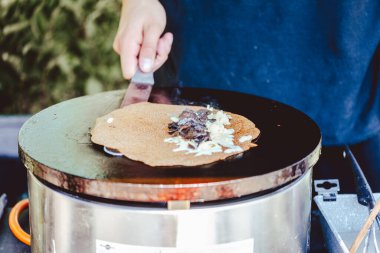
[90,102,260,167]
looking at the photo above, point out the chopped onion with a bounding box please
[224,145,243,154]
[239,135,253,143]
[170,116,179,123]
[165,108,246,156]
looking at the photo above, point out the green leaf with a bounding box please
[0,0,123,114]
[3,21,29,35]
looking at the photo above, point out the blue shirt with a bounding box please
[159,0,380,146]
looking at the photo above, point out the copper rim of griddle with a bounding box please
[20,143,320,203]
[19,88,322,203]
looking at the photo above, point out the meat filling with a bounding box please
[168,109,211,145]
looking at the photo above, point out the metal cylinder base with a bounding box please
[28,169,312,253]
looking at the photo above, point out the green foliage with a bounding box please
[0,0,125,113]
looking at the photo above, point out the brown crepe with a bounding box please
[90,102,260,167]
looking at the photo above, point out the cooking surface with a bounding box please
[18,88,321,202]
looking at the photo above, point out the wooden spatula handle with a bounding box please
[350,197,380,253]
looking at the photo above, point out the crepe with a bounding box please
[90,102,260,167]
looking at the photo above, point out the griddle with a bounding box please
[18,88,321,203]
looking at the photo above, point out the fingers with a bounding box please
[139,25,163,72]
[113,34,121,54]
[113,0,169,79]
[153,32,173,71]
[120,33,141,79]
[116,29,172,79]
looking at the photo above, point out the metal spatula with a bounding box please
[120,69,154,107]
[104,69,154,156]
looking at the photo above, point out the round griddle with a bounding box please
[19,88,321,203]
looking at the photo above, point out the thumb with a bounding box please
[139,25,162,72]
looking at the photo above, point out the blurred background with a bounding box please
[0,0,125,114]
[0,0,125,205]
[0,3,127,250]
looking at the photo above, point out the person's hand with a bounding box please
[113,0,173,79]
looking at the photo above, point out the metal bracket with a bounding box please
[314,179,340,202]
[167,200,191,210]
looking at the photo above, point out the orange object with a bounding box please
[9,199,31,246]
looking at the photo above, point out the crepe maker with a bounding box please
[19,88,321,253]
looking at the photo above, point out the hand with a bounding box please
[113,0,173,79]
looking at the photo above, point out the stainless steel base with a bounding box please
[28,169,312,253]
